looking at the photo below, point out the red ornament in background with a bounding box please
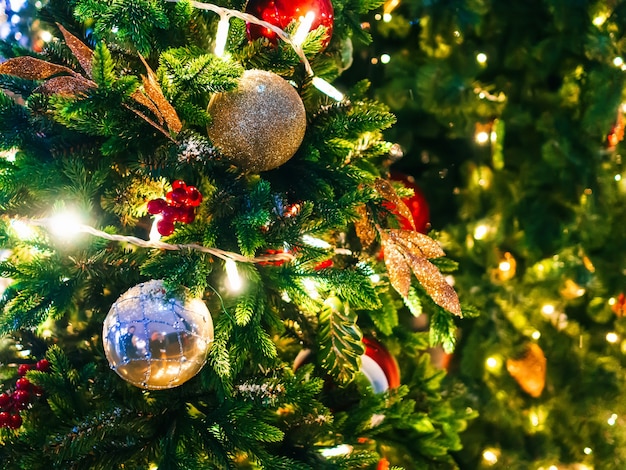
[388,172,430,234]
[245,0,335,50]
[608,112,625,150]
[292,337,399,393]
[361,337,400,393]
[377,458,390,470]
[613,293,626,317]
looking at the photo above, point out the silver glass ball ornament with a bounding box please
[102,280,213,390]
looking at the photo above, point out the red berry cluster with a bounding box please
[0,359,50,430]
[147,180,203,236]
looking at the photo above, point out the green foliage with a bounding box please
[0,92,31,150]
[75,0,170,55]
[318,296,365,384]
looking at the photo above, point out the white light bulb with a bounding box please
[475,131,490,144]
[214,16,230,58]
[312,77,344,101]
[292,11,315,47]
[10,219,35,240]
[485,356,499,370]
[0,148,17,162]
[608,413,618,426]
[302,235,331,249]
[149,215,162,241]
[482,449,498,465]
[320,444,352,458]
[593,14,607,26]
[225,259,243,292]
[49,211,83,240]
[476,52,488,64]
[473,224,489,240]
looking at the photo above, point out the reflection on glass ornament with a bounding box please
[102,280,213,390]
[361,337,400,393]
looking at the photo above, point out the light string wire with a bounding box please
[163,0,344,100]
[27,219,295,264]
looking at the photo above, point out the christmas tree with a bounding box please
[0,0,472,468]
[354,1,626,468]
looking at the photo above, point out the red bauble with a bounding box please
[12,390,30,410]
[156,218,176,236]
[17,364,32,377]
[361,337,400,393]
[15,378,31,391]
[245,0,334,49]
[388,172,430,234]
[7,413,22,429]
[0,393,10,408]
[36,358,50,372]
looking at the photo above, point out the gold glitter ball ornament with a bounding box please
[103,280,214,390]
[207,69,306,173]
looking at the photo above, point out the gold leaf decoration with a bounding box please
[35,75,95,97]
[375,178,416,231]
[130,89,164,124]
[354,205,377,249]
[382,236,412,298]
[135,55,182,134]
[386,229,445,259]
[381,229,462,316]
[0,56,75,80]
[56,23,94,78]
[506,343,547,398]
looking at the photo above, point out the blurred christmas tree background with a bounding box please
[2,0,626,469]
[343,1,626,468]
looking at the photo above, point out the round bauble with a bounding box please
[293,337,400,394]
[207,69,306,173]
[245,0,334,50]
[361,337,400,393]
[389,172,430,234]
[103,280,213,390]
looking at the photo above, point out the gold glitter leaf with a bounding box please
[386,229,445,259]
[375,178,416,231]
[130,89,163,124]
[34,75,96,97]
[506,343,547,398]
[56,23,93,78]
[0,56,75,80]
[354,205,376,248]
[403,250,461,316]
[381,230,461,316]
[382,233,412,298]
[136,55,182,134]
